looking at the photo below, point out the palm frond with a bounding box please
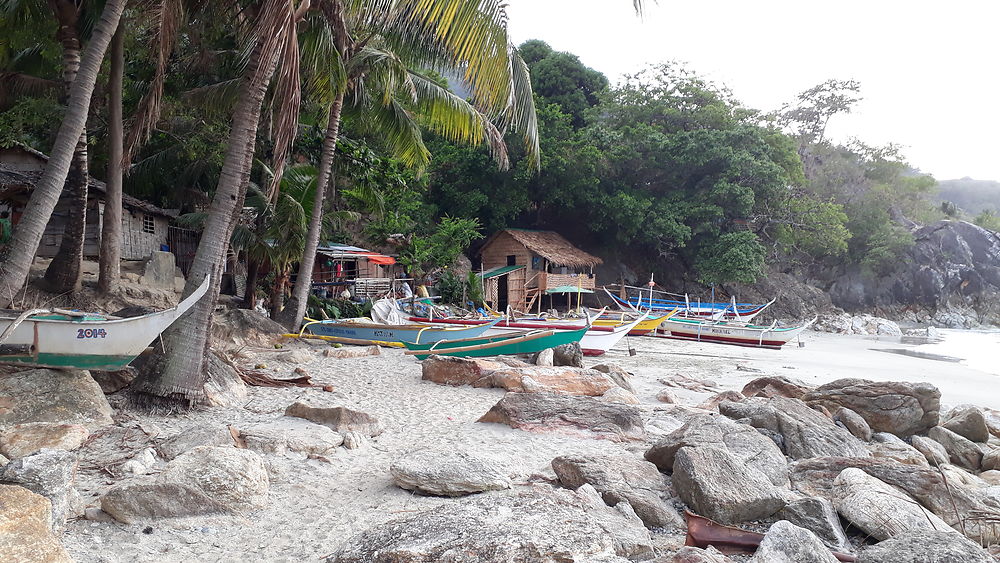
[353,96,430,169]
[299,10,346,107]
[266,1,303,201]
[183,77,243,114]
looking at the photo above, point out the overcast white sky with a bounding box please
[506,0,1000,181]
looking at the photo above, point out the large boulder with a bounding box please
[644,414,788,487]
[719,397,869,459]
[478,392,646,442]
[552,454,683,529]
[868,433,929,467]
[857,530,993,563]
[927,426,983,470]
[420,356,504,387]
[390,448,511,497]
[671,446,785,525]
[833,467,953,541]
[741,376,811,400]
[803,379,940,436]
[0,422,88,459]
[238,418,344,455]
[327,485,654,562]
[552,342,584,367]
[0,449,77,528]
[422,356,624,396]
[748,520,838,563]
[0,369,113,429]
[157,423,235,460]
[0,484,72,563]
[101,446,268,523]
[285,402,384,437]
[591,364,635,394]
[778,497,850,552]
[941,406,990,443]
[910,435,949,466]
[834,407,872,441]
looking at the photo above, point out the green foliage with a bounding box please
[0,96,62,149]
[398,216,483,282]
[434,270,485,308]
[860,223,915,275]
[773,195,851,258]
[694,231,766,285]
[518,40,608,127]
[306,294,371,320]
[975,210,1000,232]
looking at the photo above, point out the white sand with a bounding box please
[60,330,999,562]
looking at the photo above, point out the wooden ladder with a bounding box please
[524,287,541,313]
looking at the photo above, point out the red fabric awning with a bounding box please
[346,251,395,265]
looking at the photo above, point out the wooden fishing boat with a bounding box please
[592,311,675,335]
[657,316,816,349]
[301,317,502,345]
[402,326,588,360]
[407,316,616,333]
[609,293,774,321]
[0,277,211,370]
[579,313,648,355]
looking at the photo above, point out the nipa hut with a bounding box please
[477,229,602,313]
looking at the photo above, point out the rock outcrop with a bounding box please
[0,449,78,528]
[857,530,993,563]
[478,392,646,441]
[0,422,88,459]
[0,369,113,429]
[671,446,785,524]
[327,485,654,562]
[0,484,72,563]
[390,448,511,497]
[238,418,344,455]
[747,520,838,563]
[285,402,384,437]
[719,398,869,459]
[832,467,953,541]
[803,379,940,436]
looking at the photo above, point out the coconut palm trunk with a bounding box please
[42,0,94,294]
[130,5,286,402]
[0,0,125,306]
[98,26,125,293]
[278,90,345,330]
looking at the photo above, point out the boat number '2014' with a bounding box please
[77,328,108,339]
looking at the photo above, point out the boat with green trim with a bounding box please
[0,277,210,370]
[301,316,502,345]
[402,325,588,359]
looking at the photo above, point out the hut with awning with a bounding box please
[309,243,402,299]
[477,228,602,312]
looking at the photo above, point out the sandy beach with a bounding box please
[58,329,1000,562]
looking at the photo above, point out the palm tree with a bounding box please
[98,26,125,293]
[277,0,539,330]
[0,0,126,305]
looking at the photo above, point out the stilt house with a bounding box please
[478,229,602,312]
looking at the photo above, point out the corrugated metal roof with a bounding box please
[477,264,525,279]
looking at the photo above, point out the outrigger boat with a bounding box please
[301,317,503,346]
[0,277,211,370]
[591,310,676,335]
[610,293,774,321]
[657,316,816,349]
[402,326,589,360]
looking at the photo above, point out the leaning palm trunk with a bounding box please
[0,0,126,306]
[277,91,345,330]
[130,5,286,403]
[98,27,125,293]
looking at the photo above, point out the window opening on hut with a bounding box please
[142,214,155,234]
[506,255,517,266]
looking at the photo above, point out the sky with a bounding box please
[506,0,1000,181]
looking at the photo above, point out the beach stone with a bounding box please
[656,389,679,404]
[869,433,928,466]
[0,454,7,467]
[697,390,745,411]
[277,348,314,364]
[942,405,990,443]
[748,520,838,563]
[741,375,811,399]
[0,449,77,529]
[102,446,268,523]
[420,355,502,387]
[719,397,869,460]
[803,379,940,436]
[140,250,176,289]
[342,430,366,450]
[591,363,635,393]
[553,341,584,367]
[833,467,952,541]
[157,423,235,460]
[327,485,653,562]
[323,346,380,358]
[238,418,344,455]
[599,387,641,404]
[645,414,789,487]
[778,497,850,552]
[927,426,983,470]
[979,470,1000,485]
[857,530,993,563]
[533,348,555,366]
[0,484,72,563]
[834,407,872,441]
[911,435,949,466]
[478,392,646,442]
[491,367,620,396]
[0,369,113,430]
[671,446,785,524]
[0,422,89,459]
[285,402,384,437]
[981,448,1000,471]
[552,454,683,529]
[666,546,733,562]
[390,448,510,496]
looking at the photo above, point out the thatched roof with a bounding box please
[0,164,173,218]
[485,229,603,268]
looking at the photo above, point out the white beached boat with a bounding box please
[0,277,210,370]
[658,316,816,349]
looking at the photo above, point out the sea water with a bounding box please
[914,329,1000,376]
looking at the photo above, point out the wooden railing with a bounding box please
[534,272,596,290]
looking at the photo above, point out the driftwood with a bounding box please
[684,511,857,562]
[237,369,321,388]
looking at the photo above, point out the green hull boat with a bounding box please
[402,326,587,359]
